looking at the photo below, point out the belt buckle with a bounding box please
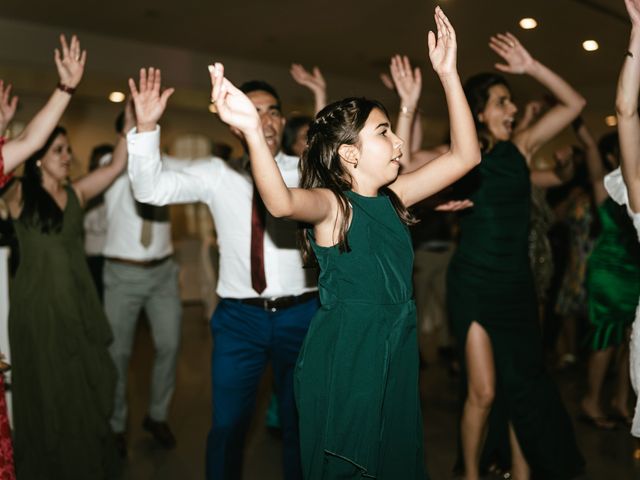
[264,297,277,312]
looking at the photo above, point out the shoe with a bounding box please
[114,432,127,458]
[142,415,176,449]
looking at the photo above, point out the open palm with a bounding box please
[54,34,86,88]
[427,7,457,77]
[489,33,534,75]
[128,67,174,131]
[389,55,422,106]
[0,81,18,132]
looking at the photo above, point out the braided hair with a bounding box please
[298,97,416,266]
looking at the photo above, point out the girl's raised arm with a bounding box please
[390,7,480,207]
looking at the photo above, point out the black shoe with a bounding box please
[114,432,127,458]
[142,415,176,449]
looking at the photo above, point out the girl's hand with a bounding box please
[128,67,175,132]
[427,6,458,78]
[0,81,18,133]
[54,34,86,88]
[435,199,474,211]
[389,55,422,107]
[209,63,261,134]
[489,32,535,75]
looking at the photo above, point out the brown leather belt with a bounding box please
[233,291,318,311]
[105,255,172,268]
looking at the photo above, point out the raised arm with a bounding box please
[489,33,586,160]
[126,67,215,205]
[617,0,640,212]
[390,7,480,207]
[2,35,86,174]
[574,118,608,204]
[290,64,327,114]
[387,55,422,169]
[72,99,135,206]
[210,63,335,225]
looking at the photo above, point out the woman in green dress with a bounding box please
[580,129,640,429]
[4,37,134,478]
[447,33,586,479]
[201,8,480,478]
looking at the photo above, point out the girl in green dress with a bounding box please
[202,8,480,479]
[447,33,586,479]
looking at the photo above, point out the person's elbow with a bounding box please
[616,98,638,119]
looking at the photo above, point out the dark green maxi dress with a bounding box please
[295,190,427,480]
[9,185,118,479]
[447,142,584,479]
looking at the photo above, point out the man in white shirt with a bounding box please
[103,111,182,454]
[127,69,318,480]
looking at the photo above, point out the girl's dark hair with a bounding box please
[283,115,312,156]
[298,97,417,265]
[463,72,511,153]
[20,126,68,233]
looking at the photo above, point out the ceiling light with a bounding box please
[519,18,538,30]
[605,115,617,127]
[582,40,599,52]
[109,91,126,103]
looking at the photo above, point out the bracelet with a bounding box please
[56,82,76,95]
[400,105,415,115]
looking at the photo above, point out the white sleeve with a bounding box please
[604,167,640,241]
[127,127,223,205]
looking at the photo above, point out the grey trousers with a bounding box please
[103,258,182,432]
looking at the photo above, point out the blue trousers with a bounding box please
[206,297,318,480]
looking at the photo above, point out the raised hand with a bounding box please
[209,63,261,134]
[625,0,640,27]
[489,33,535,75]
[427,6,457,77]
[389,55,422,107]
[290,63,326,97]
[0,81,18,133]
[128,67,175,132]
[54,34,86,88]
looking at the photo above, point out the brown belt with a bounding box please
[232,291,318,311]
[105,255,172,268]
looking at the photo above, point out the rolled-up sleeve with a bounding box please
[127,126,223,205]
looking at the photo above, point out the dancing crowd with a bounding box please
[1,3,640,480]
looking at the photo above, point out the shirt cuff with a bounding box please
[127,126,161,156]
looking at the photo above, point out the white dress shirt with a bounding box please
[127,127,317,299]
[103,151,175,261]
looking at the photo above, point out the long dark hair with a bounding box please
[20,126,68,233]
[464,72,511,153]
[298,97,416,265]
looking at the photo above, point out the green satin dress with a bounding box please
[447,142,584,479]
[9,185,118,479]
[295,190,427,480]
[587,197,640,350]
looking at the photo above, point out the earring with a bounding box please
[36,160,42,167]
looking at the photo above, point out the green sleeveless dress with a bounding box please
[9,185,118,479]
[447,142,584,478]
[295,190,427,480]
[586,197,640,350]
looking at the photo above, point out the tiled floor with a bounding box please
[122,304,640,479]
